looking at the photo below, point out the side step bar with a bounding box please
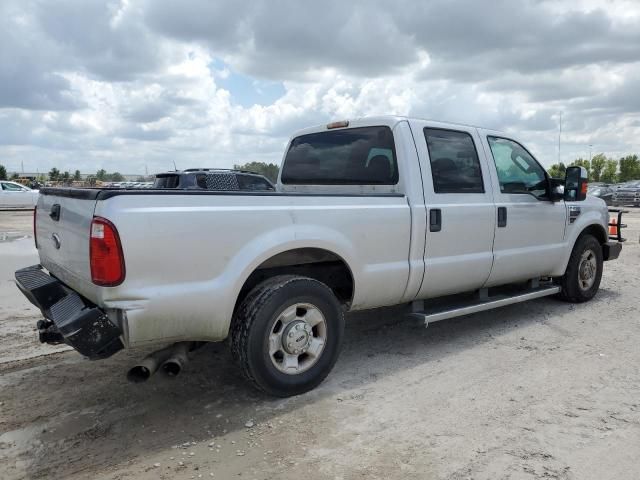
[410,285,561,326]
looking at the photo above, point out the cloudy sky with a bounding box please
[1,0,640,176]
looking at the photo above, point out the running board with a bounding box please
[410,285,561,326]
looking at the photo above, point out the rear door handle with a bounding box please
[429,209,442,232]
[497,206,507,227]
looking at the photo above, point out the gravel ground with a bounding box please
[0,209,639,480]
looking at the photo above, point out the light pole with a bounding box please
[588,144,593,163]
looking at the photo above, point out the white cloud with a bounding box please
[1,0,640,176]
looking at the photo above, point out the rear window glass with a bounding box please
[154,175,179,188]
[281,126,398,185]
[236,175,274,191]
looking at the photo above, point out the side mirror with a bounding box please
[564,166,588,201]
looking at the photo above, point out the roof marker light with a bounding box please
[327,120,349,129]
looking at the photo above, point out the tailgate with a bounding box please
[36,188,101,302]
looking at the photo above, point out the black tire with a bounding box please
[555,234,603,303]
[230,275,345,397]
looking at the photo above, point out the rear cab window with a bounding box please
[281,126,398,185]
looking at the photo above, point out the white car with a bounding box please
[0,181,39,208]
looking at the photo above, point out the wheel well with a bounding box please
[234,248,355,313]
[580,224,607,245]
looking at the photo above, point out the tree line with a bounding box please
[547,154,640,183]
[7,156,636,186]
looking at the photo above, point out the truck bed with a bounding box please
[35,187,413,346]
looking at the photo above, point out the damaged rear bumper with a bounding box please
[14,265,123,359]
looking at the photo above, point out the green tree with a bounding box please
[569,158,591,179]
[73,170,81,181]
[547,162,566,178]
[590,154,606,182]
[110,172,125,182]
[234,162,280,183]
[0,164,7,180]
[62,171,70,183]
[49,168,61,181]
[618,155,640,182]
[11,172,19,180]
[601,159,618,184]
[96,169,107,181]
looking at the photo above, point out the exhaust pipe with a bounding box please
[126,344,177,383]
[159,342,192,379]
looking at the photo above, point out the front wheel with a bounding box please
[230,275,345,396]
[555,234,603,303]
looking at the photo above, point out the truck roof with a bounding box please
[289,115,506,140]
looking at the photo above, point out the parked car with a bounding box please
[0,181,39,208]
[15,116,623,397]
[588,185,614,205]
[612,180,640,206]
[153,168,275,191]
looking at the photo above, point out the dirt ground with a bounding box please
[1,209,639,480]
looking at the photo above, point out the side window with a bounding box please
[487,137,548,199]
[423,128,484,193]
[2,182,24,191]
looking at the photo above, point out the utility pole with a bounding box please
[558,112,562,164]
[588,144,593,163]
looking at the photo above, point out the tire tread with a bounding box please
[230,275,342,395]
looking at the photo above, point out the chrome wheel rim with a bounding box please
[268,303,327,375]
[578,249,597,291]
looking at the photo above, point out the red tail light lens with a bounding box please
[90,217,125,286]
[33,206,38,249]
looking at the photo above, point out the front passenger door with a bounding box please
[481,134,566,287]
[1,182,30,207]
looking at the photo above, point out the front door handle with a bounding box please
[429,209,442,232]
[497,206,507,227]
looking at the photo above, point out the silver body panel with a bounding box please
[33,116,611,347]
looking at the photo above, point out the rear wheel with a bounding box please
[230,275,345,396]
[556,234,603,303]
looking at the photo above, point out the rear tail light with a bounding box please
[581,181,588,196]
[90,217,125,286]
[33,206,38,249]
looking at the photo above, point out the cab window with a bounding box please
[487,137,548,199]
[2,182,26,191]
[281,126,398,185]
[424,128,484,193]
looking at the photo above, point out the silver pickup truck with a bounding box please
[15,116,623,396]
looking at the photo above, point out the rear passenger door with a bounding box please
[410,121,496,298]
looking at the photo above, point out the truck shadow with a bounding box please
[5,290,617,479]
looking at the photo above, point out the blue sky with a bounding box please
[210,59,286,108]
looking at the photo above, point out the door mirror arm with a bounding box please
[548,177,565,202]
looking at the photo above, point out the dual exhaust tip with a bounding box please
[127,342,192,383]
